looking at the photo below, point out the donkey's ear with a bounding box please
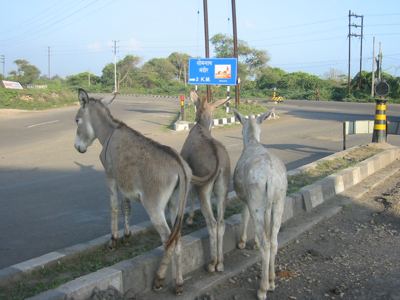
[101,92,118,106]
[233,109,245,124]
[78,88,89,107]
[256,108,274,124]
[211,96,230,109]
[190,90,199,103]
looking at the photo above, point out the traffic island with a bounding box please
[0,143,399,300]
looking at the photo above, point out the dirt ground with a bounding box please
[201,172,400,300]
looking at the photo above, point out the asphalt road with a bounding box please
[1,96,399,269]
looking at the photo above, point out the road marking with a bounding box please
[27,120,59,128]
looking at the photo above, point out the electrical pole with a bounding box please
[203,0,211,102]
[0,55,4,77]
[358,15,364,89]
[371,37,375,97]
[113,40,118,93]
[48,46,51,79]
[378,42,382,81]
[347,10,363,94]
[348,10,351,95]
[231,0,239,108]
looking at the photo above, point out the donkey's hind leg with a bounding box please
[150,212,174,291]
[214,176,228,272]
[238,203,250,250]
[268,195,284,291]
[198,184,218,273]
[168,189,184,294]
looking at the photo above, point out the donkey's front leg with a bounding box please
[107,177,119,249]
[122,197,132,240]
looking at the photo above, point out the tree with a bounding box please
[210,33,269,80]
[66,72,101,89]
[101,55,141,90]
[168,52,190,84]
[256,67,286,90]
[10,59,40,85]
[138,58,177,89]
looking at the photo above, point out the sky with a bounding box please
[0,0,399,78]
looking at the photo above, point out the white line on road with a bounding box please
[27,120,59,128]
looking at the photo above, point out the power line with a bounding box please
[0,0,109,46]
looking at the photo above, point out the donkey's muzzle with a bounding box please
[75,144,87,153]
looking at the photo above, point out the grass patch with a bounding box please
[0,88,76,110]
[0,145,382,299]
[287,145,381,194]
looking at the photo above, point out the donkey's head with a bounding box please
[74,88,116,153]
[233,109,274,145]
[194,91,230,130]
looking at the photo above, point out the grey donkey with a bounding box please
[181,92,231,273]
[74,88,204,294]
[233,109,287,300]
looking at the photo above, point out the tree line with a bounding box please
[1,34,399,102]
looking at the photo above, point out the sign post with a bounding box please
[179,94,185,121]
[188,58,238,86]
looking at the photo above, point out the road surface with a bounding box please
[0,95,399,268]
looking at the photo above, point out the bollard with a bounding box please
[372,100,387,143]
[372,80,390,143]
[179,94,185,121]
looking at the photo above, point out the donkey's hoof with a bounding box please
[153,277,164,292]
[237,240,246,250]
[186,216,194,226]
[108,237,118,250]
[257,288,267,300]
[122,233,132,245]
[207,263,216,273]
[216,262,224,272]
[175,284,184,295]
[268,281,275,291]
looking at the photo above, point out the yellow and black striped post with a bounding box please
[372,99,388,143]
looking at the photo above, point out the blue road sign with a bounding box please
[188,58,238,86]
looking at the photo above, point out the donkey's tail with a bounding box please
[189,134,221,187]
[165,160,190,250]
[191,168,221,186]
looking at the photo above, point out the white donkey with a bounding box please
[181,92,231,273]
[74,88,196,294]
[233,109,287,300]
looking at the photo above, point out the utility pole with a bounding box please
[377,42,382,80]
[348,10,351,95]
[347,10,363,94]
[358,15,364,89]
[0,55,4,77]
[231,0,239,108]
[48,46,51,79]
[88,71,91,87]
[371,37,375,97]
[113,40,118,93]
[203,0,211,102]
